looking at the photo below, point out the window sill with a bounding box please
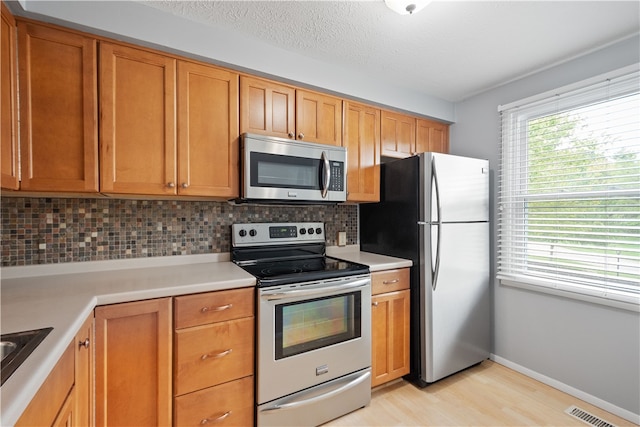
[499,277,640,313]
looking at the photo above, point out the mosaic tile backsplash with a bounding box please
[1,197,358,266]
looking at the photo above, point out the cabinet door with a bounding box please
[18,22,98,192]
[95,298,172,427]
[52,388,75,427]
[75,313,94,427]
[240,75,295,139]
[416,118,449,154]
[1,3,18,189]
[343,101,380,202]
[100,43,177,195]
[296,90,342,146]
[381,110,415,158]
[177,61,239,197]
[16,343,75,426]
[371,289,410,388]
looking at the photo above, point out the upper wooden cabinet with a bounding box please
[343,101,380,202]
[100,42,177,195]
[1,3,19,190]
[177,61,239,198]
[240,75,295,140]
[240,76,342,146]
[381,110,416,158]
[100,42,239,198]
[296,89,342,146]
[416,118,449,154]
[17,22,98,192]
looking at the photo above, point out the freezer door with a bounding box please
[421,222,490,383]
[429,153,489,223]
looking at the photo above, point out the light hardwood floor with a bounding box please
[324,360,638,426]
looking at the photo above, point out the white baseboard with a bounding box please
[490,354,640,425]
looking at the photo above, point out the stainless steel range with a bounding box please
[232,222,372,427]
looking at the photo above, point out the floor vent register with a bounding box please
[564,405,617,427]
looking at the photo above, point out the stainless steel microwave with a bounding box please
[240,133,347,203]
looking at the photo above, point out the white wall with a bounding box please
[451,34,640,422]
[14,0,455,122]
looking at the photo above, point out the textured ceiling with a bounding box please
[140,1,640,102]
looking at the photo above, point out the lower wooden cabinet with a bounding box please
[95,298,172,426]
[75,313,94,427]
[16,342,75,426]
[371,269,410,388]
[173,288,255,426]
[174,376,254,427]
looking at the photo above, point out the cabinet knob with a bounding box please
[200,411,231,424]
[79,338,90,349]
[181,183,189,189]
[297,132,304,140]
[167,182,176,188]
[372,302,379,307]
[288,132,295,138]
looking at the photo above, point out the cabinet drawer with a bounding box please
[174,376,253,427]
[174,317,254,396]
[174,287,254,329]
[372,268,410,295]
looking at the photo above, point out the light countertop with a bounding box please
[327,245,413,271]
[0,248,411,426]
[0,254,255,427]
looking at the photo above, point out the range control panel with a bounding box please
[232,222,325,247]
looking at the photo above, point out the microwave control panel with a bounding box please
[329,162,344,191]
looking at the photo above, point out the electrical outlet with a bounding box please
[337,231,347,246]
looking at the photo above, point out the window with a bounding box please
[498,66,640,308]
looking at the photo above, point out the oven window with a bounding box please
[251,152,321,190]
[275,291,361,360]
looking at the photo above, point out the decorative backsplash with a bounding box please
[1,197,358,266]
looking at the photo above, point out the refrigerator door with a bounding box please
[429,153,489,223]
[421,221,490,383]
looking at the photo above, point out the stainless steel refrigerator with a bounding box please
[360,152,490,385]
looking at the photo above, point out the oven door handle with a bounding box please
[260,370,371,412]
[261,278,370,301]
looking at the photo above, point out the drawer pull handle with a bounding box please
[201,303,233,313]
[201,349,232,360]
[200,411,231,424]
[383,279,399,285]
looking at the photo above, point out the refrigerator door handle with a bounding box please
[431,156,442,223]
[431,223,441,291]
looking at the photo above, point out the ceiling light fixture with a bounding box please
[384,0,431,15]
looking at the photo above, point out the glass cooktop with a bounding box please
[238,256,369,287]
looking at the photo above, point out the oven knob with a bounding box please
[239,229,247,237]
[299,228,306,235]
[315,227,322,235]
[249,229,257,237]
[308,228,314,235]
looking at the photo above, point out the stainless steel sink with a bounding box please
[0,341,18,361]
[1,327,53,386]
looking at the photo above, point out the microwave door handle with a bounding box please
[321,151,330,199]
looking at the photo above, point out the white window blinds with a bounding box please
[498,66,640,306]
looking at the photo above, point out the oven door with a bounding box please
[257,274,371,405]
[242,133,347,202]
